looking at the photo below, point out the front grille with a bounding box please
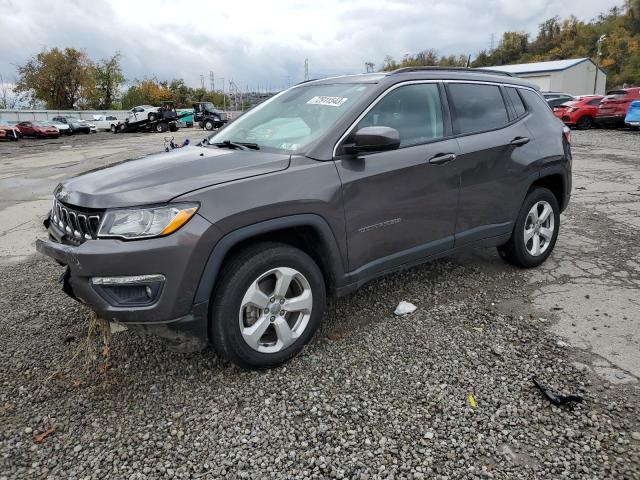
[51,199,102,243]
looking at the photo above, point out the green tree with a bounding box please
[90,53,125,109]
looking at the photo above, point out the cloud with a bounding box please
[0,0,623,91]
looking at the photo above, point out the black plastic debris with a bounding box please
[533,378,583,406]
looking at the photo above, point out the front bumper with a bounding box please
[36,213,222,350]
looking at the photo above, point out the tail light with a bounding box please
[562,126,571,144]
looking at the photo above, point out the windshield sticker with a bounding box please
[306,96,348,107]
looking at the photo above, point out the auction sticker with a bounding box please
[307,96,348,107]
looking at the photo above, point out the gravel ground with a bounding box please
[1,129,639,479]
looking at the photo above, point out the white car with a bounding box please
[127,105,160,122]
[92,115,121,132]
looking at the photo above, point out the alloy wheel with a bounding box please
[524,200,555,256]
[238,267,313,353]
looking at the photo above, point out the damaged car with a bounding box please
[37,68,572,368]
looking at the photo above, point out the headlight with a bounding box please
[97,203,199,239]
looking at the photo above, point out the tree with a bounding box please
[15,48,95,109]
[90,53,125,109]
[0,74,22,109]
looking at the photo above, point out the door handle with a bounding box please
[510,136,530,146]
[428,153,457,165]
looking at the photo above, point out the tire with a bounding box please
[498,187,560,268]
[211,242,326,369]
[155,122,168,133]
[198,121,204,129]
[204,120,214,131]
[110,124,117,133]
[169,123,179,132]
[576,116,594,130]
[148,113,157,122]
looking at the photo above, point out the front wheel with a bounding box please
[204,119,215,131]
[498,187,560,268]
[211,242,326,369]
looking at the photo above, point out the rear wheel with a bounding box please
[204,119,215,131]
[110,124,117,133]
[148,113,157,122]
[498,187,560,268]
[576,115,594,130]
[211,242,326,369]
[155,122,168,133]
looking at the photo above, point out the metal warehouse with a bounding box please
[488,58,607,95]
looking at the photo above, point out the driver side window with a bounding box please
[356,83,444,147]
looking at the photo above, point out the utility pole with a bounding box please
[210,71,215,92]
[200,75,205,89]
[594,34,606,94]
[490,33,496,51]
[304,58,309,81]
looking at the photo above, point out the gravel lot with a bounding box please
[1,129,639,479]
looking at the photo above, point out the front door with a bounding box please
[334,82,461,273]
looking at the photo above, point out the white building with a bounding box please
[487,58,607,96]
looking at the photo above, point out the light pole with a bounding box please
[594,34,606,94]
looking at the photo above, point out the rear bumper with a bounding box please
[36,213,222,350]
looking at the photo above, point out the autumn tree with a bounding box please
[15,48,95,109]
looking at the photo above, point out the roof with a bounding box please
[488,58,606,76]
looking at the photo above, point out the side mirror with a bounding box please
[343,126,400,154]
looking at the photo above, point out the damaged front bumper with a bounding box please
[36,213,221,351]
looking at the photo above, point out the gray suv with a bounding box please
[37,68,572,368]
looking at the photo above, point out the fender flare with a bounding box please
[193,214,346,304]
[528,164,570,211]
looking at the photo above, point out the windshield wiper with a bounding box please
[211,140,260,150]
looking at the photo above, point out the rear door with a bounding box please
[334,82,461,272]
[446,82,536,246]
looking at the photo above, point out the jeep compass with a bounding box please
[37,67,572,368]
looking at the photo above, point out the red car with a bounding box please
[553,95,603,130]
[596,87,640,127]
[15,121,60,138]
[0,123,20,141]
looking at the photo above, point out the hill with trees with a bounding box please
[381,1,640,89]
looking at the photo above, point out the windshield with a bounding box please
[207,83,372,153]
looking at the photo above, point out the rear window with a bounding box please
[448,83,509,134]
[506,87,527,118]
[606,90,628,98]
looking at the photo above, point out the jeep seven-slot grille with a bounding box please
[51,199,102,243]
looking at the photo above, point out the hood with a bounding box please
[57,145,290,209]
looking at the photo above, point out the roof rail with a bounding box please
[390,66,516,78]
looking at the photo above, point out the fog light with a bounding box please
[91,275,165,307]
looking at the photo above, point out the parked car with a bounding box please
[177,109,194,128]
[127,105,159,122]
[42,120,72,136]
[92,115,121,132]
[51,116,91,134]
[596,87,640,127]
[15,121,60,138]
[37,68,572,368]
[624,100,640,129]
[542,92,575,108]
[0,121,20,141]
[553,95,603,129]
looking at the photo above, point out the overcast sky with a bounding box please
[0,0,623,91]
